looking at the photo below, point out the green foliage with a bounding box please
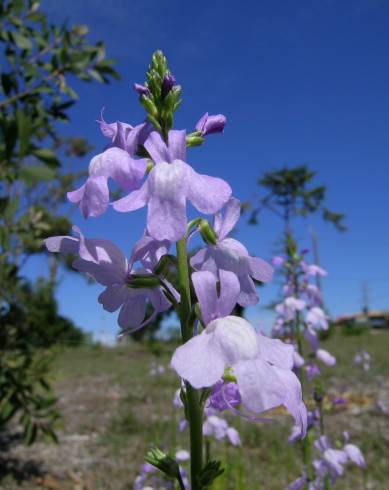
[249,165,346,231]
[341,321,369,336]
[0,0,118,445]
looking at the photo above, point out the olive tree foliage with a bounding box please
[0,0,118,444]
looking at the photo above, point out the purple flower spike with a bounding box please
[191,198,273,307]
[67,148,148,218]
[133,83,150,96]
[196,112,227,136]
[113,130,232,241]
[44,227,176,333]
[171,315,307,436]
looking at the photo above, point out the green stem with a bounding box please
[176,238,204,489]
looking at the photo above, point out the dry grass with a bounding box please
[1,329,389,489]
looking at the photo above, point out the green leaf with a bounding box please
[0,197,9,214]
[33,148,60,168]
[16,110,31,156]
[24,420,38,445]
[12,32,33,51]
[20,165,56,185]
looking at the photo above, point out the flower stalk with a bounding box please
[176,237,204,489]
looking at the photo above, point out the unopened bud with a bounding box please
[195,112,226,136]
[145,447,182,481]
[186,135,205,148]
[199,219,218,245]
[133,83,150,96]
[161,73,176,98]
[127,274,160,289]
[141,96,158,118]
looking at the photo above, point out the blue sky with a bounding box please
[30,0,389,342]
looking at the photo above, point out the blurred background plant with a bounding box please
[0,0,118,445]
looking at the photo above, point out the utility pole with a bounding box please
[309,226,322,292]
[362,282,370,315]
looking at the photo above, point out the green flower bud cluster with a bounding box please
[140,50,182,139]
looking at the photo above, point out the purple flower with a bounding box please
[272,256,285,266]
[44,227,176,333]
[191,198,273,306]
[196,112,227,136]
[67,147,148,218]
[316,348,336,366]
[305,363,321,380]
[275,297,306,322]
[303,283,323,306]
[293,349,305,369]
[301,261,328,277]
[133,83,150,96]
[161,73,176,98]
[175,449,190,462]
[97,110,152,154]
[208,380,241,412]
[202,415,241,446]
[113,130,232,241]
[332,397,347,406]
[286,474,307,490]
[171,316,307,435]
[344,444,366,468]
[306,306,329,330]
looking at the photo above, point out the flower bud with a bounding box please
[141,96,158,118]
[199,219,218,245]
[186,134,205,148]
[127,274,160,289]
[133,83,150,96]
[153,254,176,276]
[161,73,176,98]
[145,447,182,481]
[195,112,227,136]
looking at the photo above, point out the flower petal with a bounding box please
[192,270,219,325]
[118,292,147,330]
[257,333,294,370]
[146,161,188,241]
[273,366,307,436]
[89,147,147,191]
[247,256,273,283]
[171,331,225,388]
[186,166,231,215]
[192,270,238,325]
[214,197,241,240]
[316,349,336,366]
[234,358,286,413]
[44,236,79,254]
[218,270,240,317]
[237,274,258,306]
[79,176,109,218]
[67,184,85,204]
[190,247,218,275]
[98,284,128,312]
[112,179,150,212]
[167,130,186,162]
[144,131,170,164]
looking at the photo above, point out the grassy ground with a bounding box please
[1,329,388,489]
